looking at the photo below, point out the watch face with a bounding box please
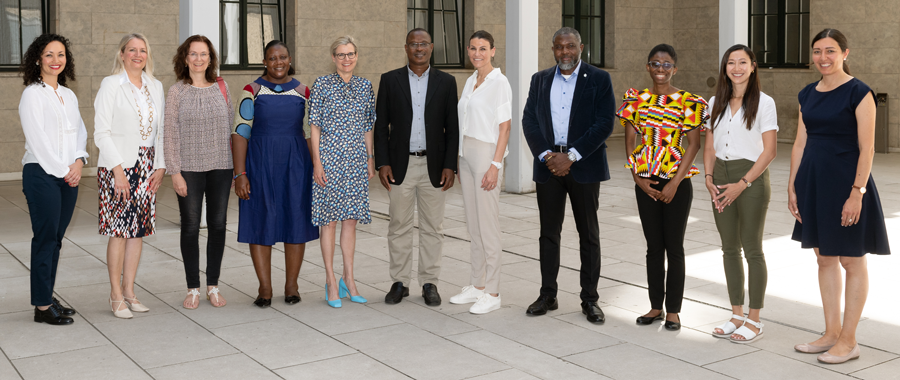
[860,187,867,194]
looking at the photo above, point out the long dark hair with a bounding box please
[21,34,76,87]
[173,34,219,84]
[261,40,295,76]
[710,44,761,131]
[811,28,850,75]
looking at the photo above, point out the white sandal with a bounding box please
[207,287,226,308]
[712,314,745,338]
[183,289,201,310]
[730,318,764,344]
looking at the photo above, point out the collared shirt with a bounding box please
[408,65,430,152]
[707,92,778,162]
[457,67,512,157]
[19,83,89,178]
[539,61,583,161]
[120,71,159,147]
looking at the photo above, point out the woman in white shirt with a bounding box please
[94,33,166,319]
[19,34,87,326]
[703,44,778,343]
[448,30,512,315]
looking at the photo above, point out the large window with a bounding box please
[749,0,809,68]
[562,0,604,67]
[220,0,283,70]
[407,0,464,68]
[0,0,46,71]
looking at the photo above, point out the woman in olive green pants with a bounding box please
[703,45,778,344]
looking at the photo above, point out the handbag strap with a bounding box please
[216,77,228,102]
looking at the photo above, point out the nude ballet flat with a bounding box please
[123,296,150,313]
[817,345,860,364]
[109,298,133,319]
[794,342,835,354]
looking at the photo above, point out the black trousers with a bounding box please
[536,174,601,302]
[634,176,692,313]
[23,164,78,306]
[177,170,232,288]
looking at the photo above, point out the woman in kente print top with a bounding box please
[616,43,709,331]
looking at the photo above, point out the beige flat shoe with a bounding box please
[123,296,150,313]
[817,345,860,364]
[109,298,133,319]
[207,287,226,308]
[183,289,201,310]
[794,342,835,354]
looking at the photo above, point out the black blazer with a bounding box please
[374,67,459,187]
[522,63,616,184]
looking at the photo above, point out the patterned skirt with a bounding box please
[98,146,156,238]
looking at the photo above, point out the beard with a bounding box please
[556,56,579,71]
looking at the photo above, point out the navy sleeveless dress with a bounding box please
[792,78,890,256]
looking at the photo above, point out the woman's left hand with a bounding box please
[841,193,863,227]
[148,169,165,194]
[367,157,375,180]
[64,161,84,187]
[714,182,747,210]
[481,165,499,191]
[659,180,680,204]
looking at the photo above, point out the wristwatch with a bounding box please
[566,151,577,162]
[76,157,87,165]
[491,161,503,169]
[852,185,866,195]
[741,177,751,187]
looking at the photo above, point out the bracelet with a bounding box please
[233,172,246,180]
[705,174,713,178]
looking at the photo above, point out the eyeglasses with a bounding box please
[335,52,357,60]
[648,61,674,71]
[407,42,432,49]
[188,53,209,59]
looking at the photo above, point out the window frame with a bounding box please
[748,0,810,69]
[0,0,49,72]
[561,0,605,68]
[219,0,285,71]
[407,0,465,69]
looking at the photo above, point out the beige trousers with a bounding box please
[387,156,446,286]
[459,137,502,294]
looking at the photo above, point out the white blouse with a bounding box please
[457,67,512,157]
[707,92,778,162]
[19,84,89,178]
[120,71,159,147]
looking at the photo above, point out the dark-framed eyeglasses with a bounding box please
[648,61,675,71]
[335,52,357,60]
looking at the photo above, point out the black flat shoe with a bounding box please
[664,315,681,330]
[52,297,76,316]
[526,295,558,316]
[384,282,409,305]
[581,301,606,324]
[34,306,74,325]
[422,283,441,306]
[253,297,271,308]
[284,295,301,304]
[636,311,664,325]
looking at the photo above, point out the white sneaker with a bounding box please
[469,294,501,314]
[449,285,484,304]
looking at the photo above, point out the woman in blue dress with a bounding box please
[309,35,376,308]
[232,40,318,308]
[788,29,890,364]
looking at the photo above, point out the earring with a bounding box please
[35,62,39,66]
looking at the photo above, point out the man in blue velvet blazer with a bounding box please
[521,27,616,324]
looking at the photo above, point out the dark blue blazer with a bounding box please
[522,63,616,184]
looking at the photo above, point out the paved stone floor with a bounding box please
[1,137,898,380]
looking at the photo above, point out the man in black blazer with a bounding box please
[374,28,459,306]
[521,27,616,323]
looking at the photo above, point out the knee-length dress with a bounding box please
[233,77,319,245]
[308,73,376,226]
[792,78,890,256]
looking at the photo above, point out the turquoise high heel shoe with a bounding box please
[325,284,342,308]
[339,278,367,303]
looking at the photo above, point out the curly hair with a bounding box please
[20,34,76,87]
[173,35,219,84]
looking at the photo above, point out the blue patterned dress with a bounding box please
[309,73,376,226]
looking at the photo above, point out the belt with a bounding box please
[410,150,427,157]
[552,145,569,152]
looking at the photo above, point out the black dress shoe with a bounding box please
[664,315,681,330]
[526,295,558,316]
[384,282,409,305]
[34,306,74,325]
[422,283,441,306]
[52,297,76,316]
[581,302,606,324]
[284,295,301,304]
[253,297,271,308]
[636,311,664,325]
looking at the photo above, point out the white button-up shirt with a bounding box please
[707,92,778,162]
[19,83,89,178]
[457,67,512,157]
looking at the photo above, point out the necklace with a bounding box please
[132,85,154,140]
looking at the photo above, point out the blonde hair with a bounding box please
[330,35,358,56]
[111,33,154,76]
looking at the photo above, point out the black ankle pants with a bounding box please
[177,170,232,288]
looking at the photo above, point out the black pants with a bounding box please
[536,174,601,302]
[177,170,232,288]
[23,164,78,306]
[634,176,692,313]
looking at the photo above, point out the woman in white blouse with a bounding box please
[94,33,166,319]
[19,34,87,326]
[448,30,512,315]
[703,44,777,343]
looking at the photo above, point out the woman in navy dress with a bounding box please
[788,29,890,364]
[232,40,319,308]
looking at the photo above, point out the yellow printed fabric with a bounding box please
[615,88,709,179]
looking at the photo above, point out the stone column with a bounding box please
[719,0,748,66]
[505,0,539,193]
[179,0,221,51]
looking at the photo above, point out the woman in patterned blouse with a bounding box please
[309,35,377,308]
[615,44,709,331]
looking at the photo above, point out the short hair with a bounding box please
[469,30,494,49]
[406,28,431,43]
[648,43,677,65]
[552,27,582,45]
[112,33,154,76]
[173,35,219,85]
[21,34,76,87]
[261,40,295,76]
[330,35,358,56]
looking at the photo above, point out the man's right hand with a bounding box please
[378,165,395,191]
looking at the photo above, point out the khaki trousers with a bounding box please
[460,137,502,294]
[387,156,445,286]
